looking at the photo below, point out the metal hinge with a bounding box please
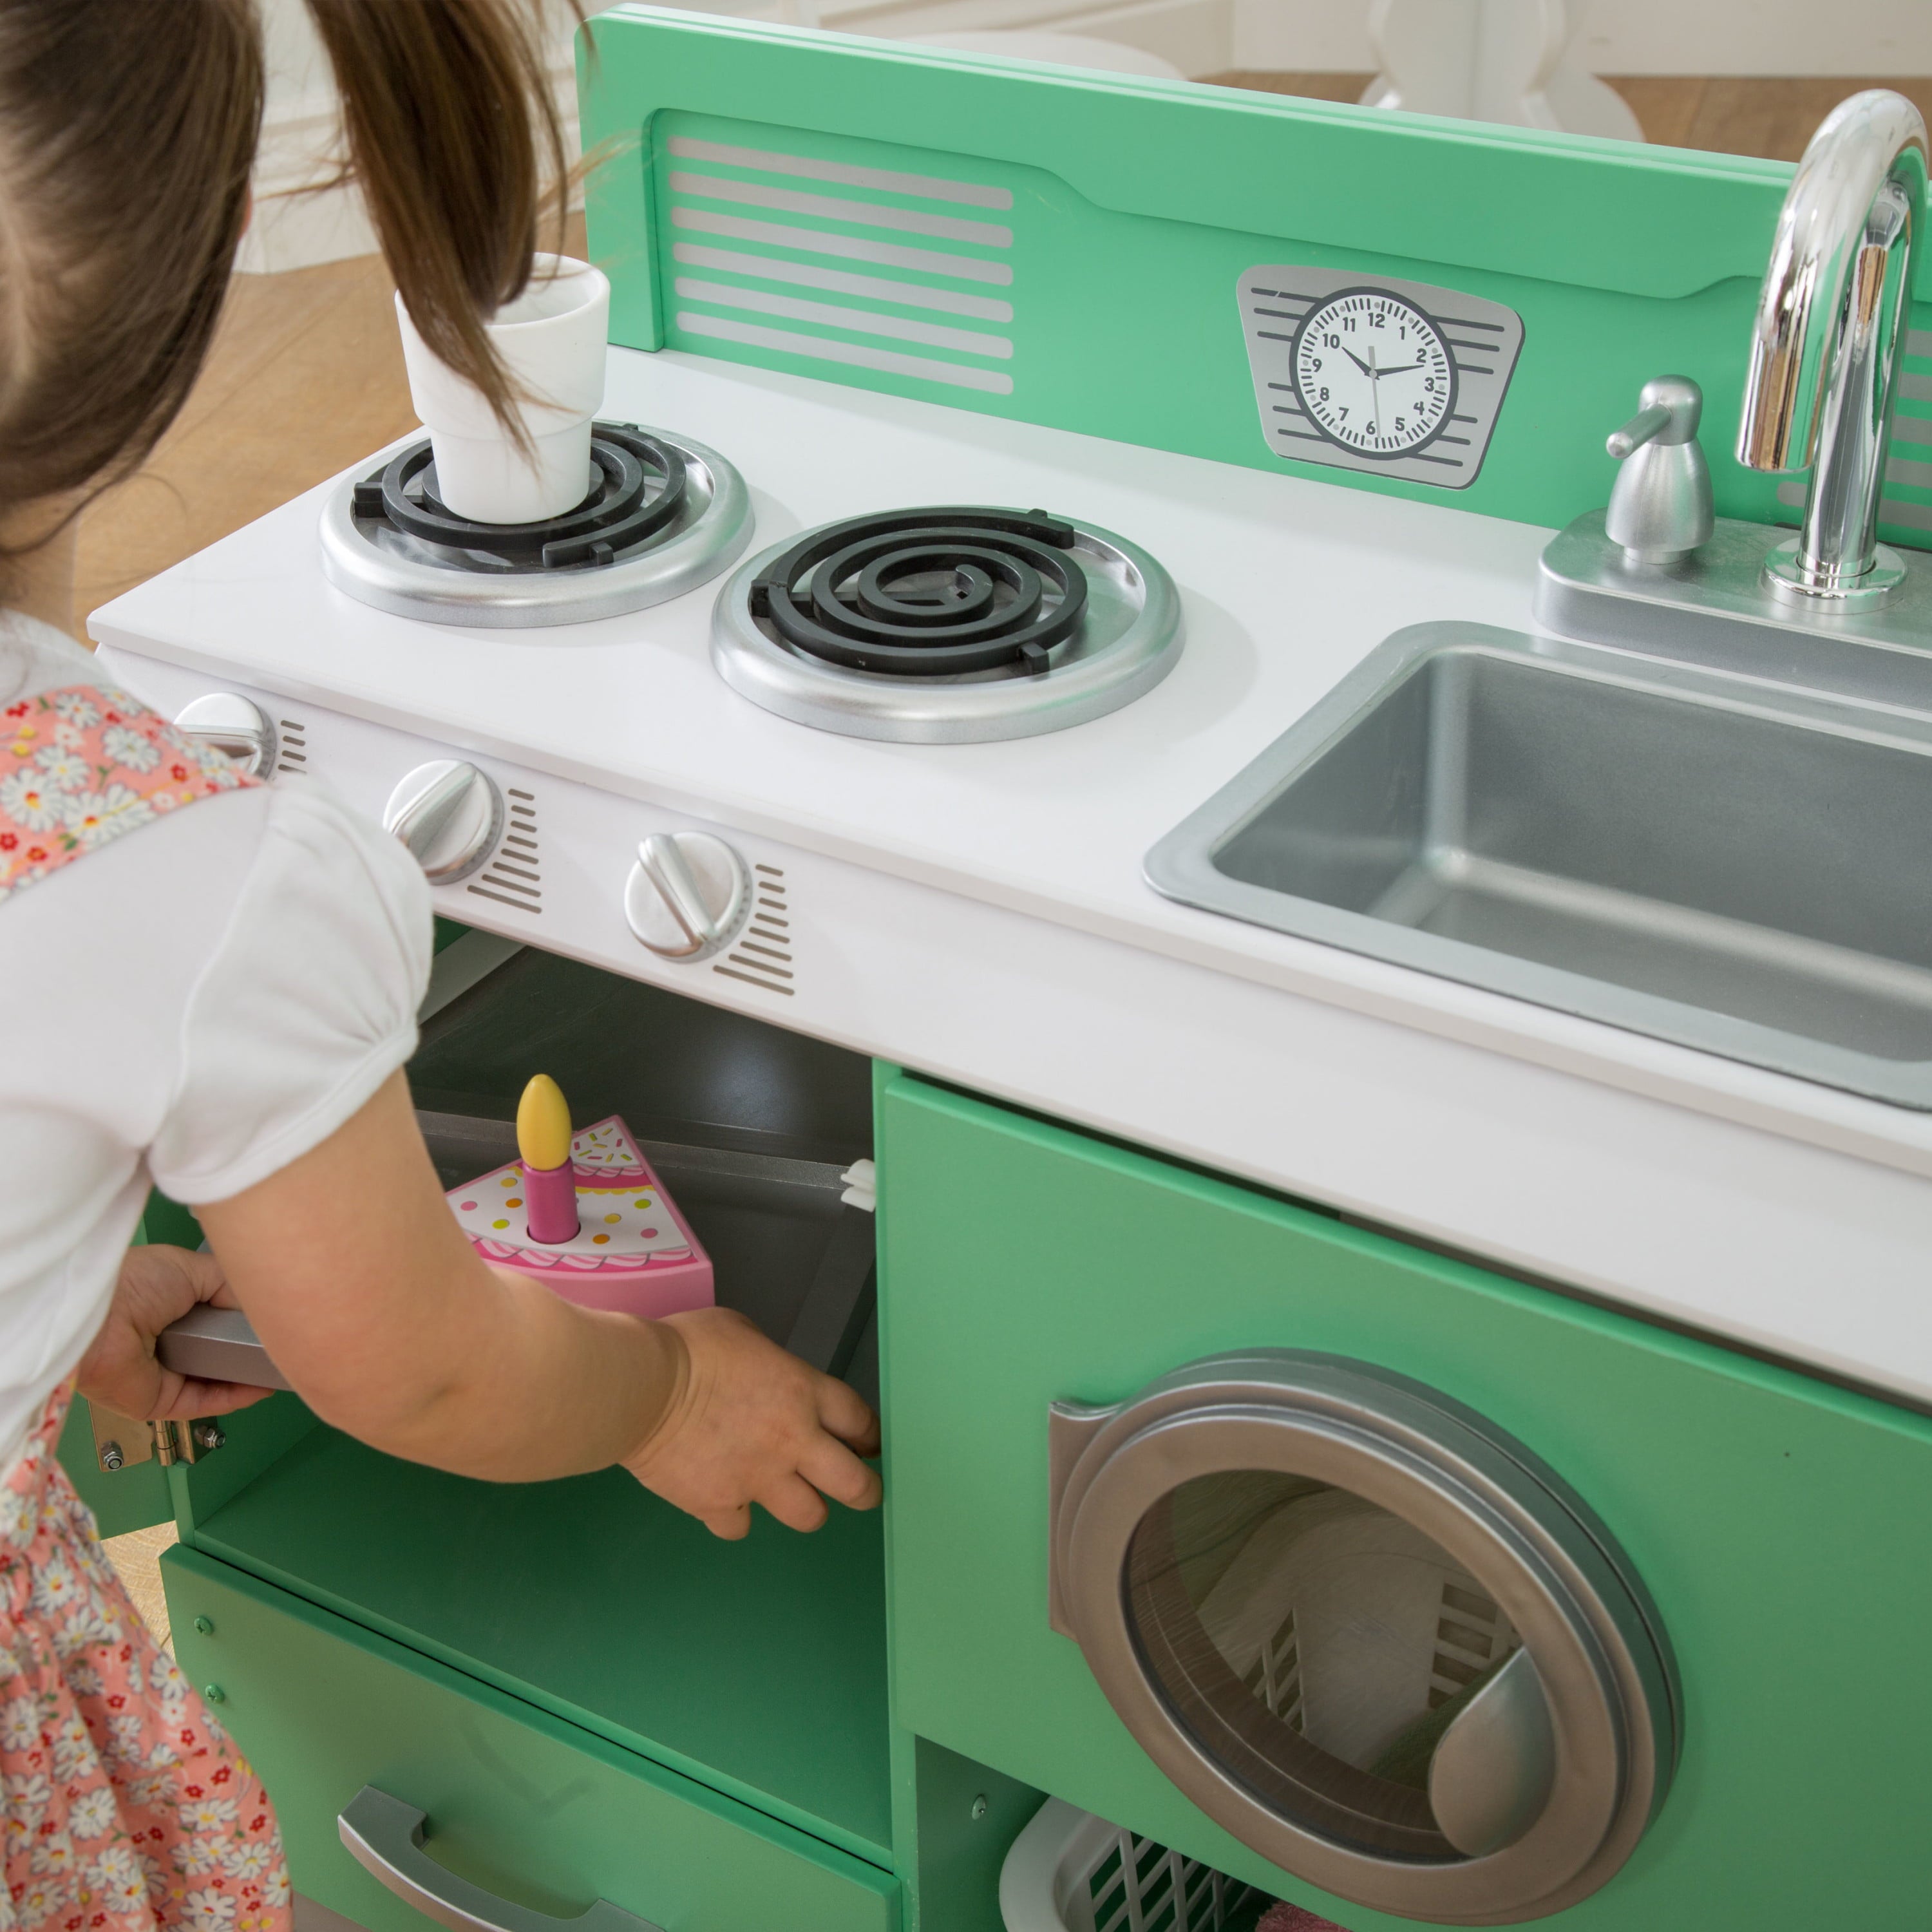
[86,1401,225,1473]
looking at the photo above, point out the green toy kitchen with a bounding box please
[71,10,1932,1929]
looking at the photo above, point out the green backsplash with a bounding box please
[580,6,1931,550]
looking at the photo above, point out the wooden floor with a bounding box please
[1208,73,1932,162]
[104,1520,178,1651]
[67,79,1931,638]
[71,254,418,633]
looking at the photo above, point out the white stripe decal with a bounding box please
[665,137,1012,211]
[665,133,1020,397]
[677,313,1015,394]
[668,207,1014,286]
[670,244,1014,323]
[674,279,1013,358]
[668,173,1012,249]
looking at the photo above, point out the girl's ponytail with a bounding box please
[302,0,585,440]
[0,0,582,587]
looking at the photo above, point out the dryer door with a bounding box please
[1048,1352,1676,1925]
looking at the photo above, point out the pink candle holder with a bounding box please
[446,1114,714,1321]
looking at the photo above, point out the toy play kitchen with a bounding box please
[73,11,1932,1930]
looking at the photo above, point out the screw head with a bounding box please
[202,1685,226,1705]
[193,1617,214,1638]
[191,1421,226,1452]
[971,1795,989,1821]
[98,1443,124,1472]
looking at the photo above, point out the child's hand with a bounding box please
[76,1245,276,1425]
[622,1307,882,1539]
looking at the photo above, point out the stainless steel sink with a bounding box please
[1145,621,1932,1106]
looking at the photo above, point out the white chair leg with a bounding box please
[1364,0,1642,141]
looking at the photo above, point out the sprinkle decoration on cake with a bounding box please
[446,1109,714,1320]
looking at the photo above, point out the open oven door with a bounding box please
[1048,1352,1678,1926]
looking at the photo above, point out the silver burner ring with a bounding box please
[710,513,1182,744]
[319,426,752,629]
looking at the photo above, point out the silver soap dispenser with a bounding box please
[1604,375,1714,565]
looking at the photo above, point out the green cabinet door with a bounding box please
[164,1547,898,1932]
[877,1070,1932,1929]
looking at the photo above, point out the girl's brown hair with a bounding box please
[0,0,578,562]
[305,0,580,442]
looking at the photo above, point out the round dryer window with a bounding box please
[1048,1354,1678,1924]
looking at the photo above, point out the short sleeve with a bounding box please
[149,781,433,1203]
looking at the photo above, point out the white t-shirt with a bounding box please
[0,616,431,1470]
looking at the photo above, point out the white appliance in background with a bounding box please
[772,0,1185,78]
[1362,0,1642,139]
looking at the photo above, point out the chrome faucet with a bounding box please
[1737,90,1927,607]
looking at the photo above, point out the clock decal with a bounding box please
[1291,289,1456,459]
[1237,267,1525,489]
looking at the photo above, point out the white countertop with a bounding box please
[92,348,1932,1405]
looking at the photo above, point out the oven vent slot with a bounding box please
[467,788,542,915]
[275,719,308,775]
[715,861,795,996]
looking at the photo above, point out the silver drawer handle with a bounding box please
[338,1786,663,1932]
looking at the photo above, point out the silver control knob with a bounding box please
[174,694,277,777]
[624,831,749,961]
[383,760,503,885]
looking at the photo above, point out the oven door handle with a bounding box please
[339,1785,663,1932]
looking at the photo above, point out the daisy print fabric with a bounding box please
[0,1388,289,1932]
[0,689,254,905]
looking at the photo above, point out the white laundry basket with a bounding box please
[998,1798,1265,1932]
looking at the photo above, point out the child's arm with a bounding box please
[128,1071,879,1537]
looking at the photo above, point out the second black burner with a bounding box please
[351,422,688,571]
[749,508,1090,677]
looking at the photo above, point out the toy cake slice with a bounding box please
[446,1106,714,1320]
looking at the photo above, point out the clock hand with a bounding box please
[1372,361,1425,379]
[1341,345,1374,378]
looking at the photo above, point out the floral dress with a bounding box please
[0,1388,289,1932]
[0,683,290,1932]
[0,685,247,903]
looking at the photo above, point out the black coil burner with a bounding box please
[748,507,1090,677]
[351,422,688,571]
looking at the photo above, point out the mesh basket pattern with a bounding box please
[1002,1799,1340,1932]
[1068,1822,1263,1932]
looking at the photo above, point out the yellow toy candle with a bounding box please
[516,1074,580,1244]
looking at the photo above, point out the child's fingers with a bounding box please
[700,1503,753,1541]
[174,1246,231,1303]
[760,1473,832,1534]
[799,1435,883,1513]
[816,1375,880,1456]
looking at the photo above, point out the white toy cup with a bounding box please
[396,254,611,526]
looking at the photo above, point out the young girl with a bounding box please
[0,5,882,1929]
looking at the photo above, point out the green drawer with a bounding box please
[164,1547,898,1932]
[878,1070,1932,1928]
